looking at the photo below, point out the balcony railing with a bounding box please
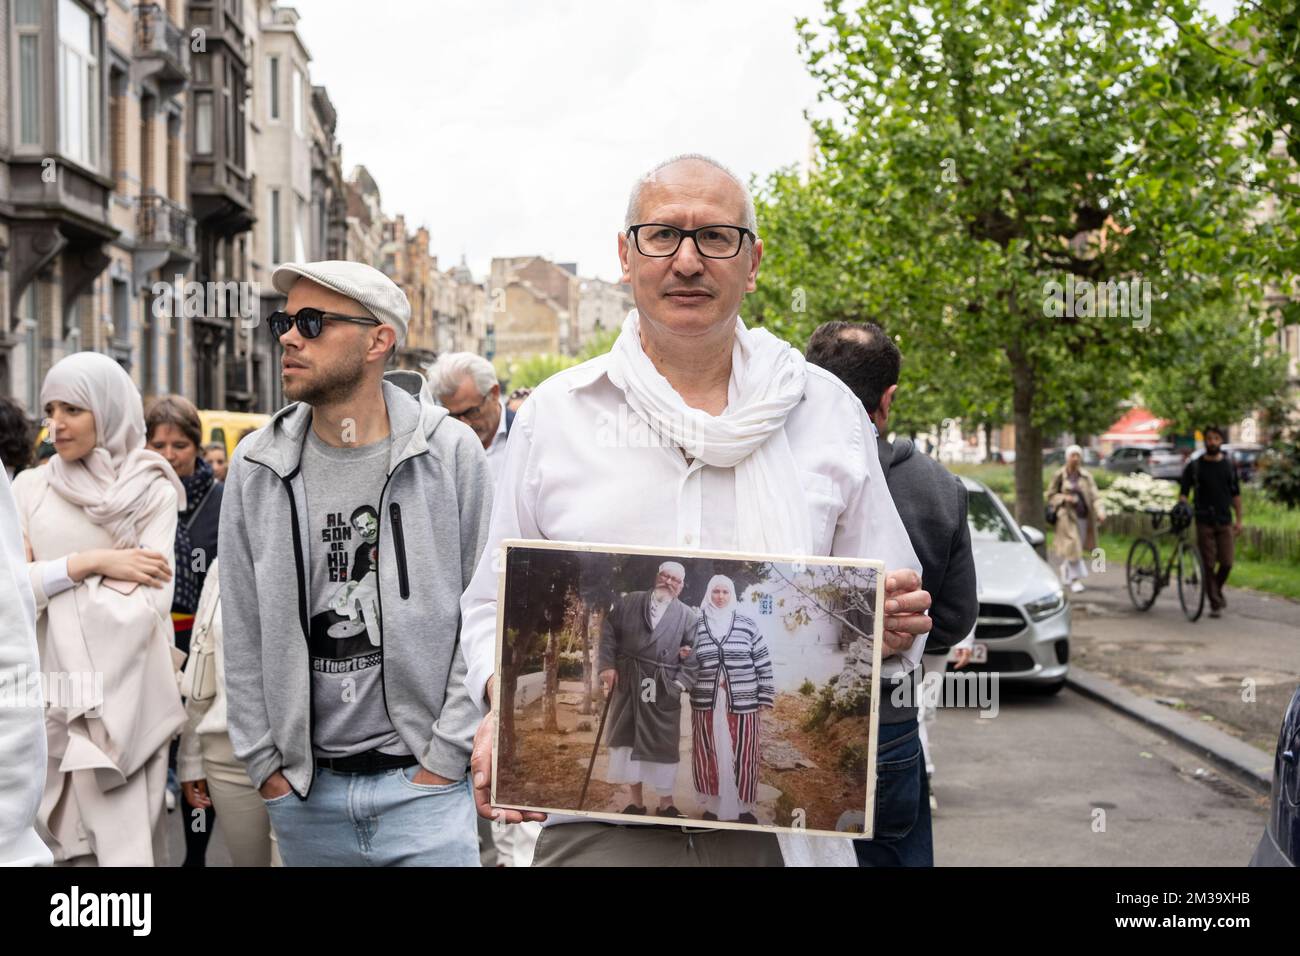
[138,194,196,253]
[134,4,190,79]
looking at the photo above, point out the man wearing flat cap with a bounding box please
[218,260,492,866]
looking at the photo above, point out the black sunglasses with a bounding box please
[267,308,381,340]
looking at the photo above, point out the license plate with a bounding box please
[970,643,989,664]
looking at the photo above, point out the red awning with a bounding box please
[1101,407,1167,444]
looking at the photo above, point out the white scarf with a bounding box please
[41,352,185,547]
[609,310,857,867]
[701,574,737,636]
[608,310,812,554]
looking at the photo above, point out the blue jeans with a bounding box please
[264,766,480,866]
[854,718,933,867]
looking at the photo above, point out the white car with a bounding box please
[954,476,1072,694]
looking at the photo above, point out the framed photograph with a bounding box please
[490,540,885,839]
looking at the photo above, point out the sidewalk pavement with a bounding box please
[1062,560,1298,789]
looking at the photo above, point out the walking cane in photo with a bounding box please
[578,690,613,810]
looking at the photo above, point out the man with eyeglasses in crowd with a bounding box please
[427,353,512,484]
[217,260,491,865]
[461,154,932,866]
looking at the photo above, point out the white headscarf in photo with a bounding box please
[41,352,185,547]
[608,310,811,554]
[702,573,737,635]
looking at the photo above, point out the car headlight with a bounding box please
[1025,590,1066,621]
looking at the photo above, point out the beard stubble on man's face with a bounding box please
[283,344,368,406]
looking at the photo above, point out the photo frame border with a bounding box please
[490,538,886,839]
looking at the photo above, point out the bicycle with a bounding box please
[1124,505,1205,621]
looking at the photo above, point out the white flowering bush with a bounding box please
[1099,471,1177,514]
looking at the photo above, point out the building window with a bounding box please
[269,55,280,120]
[140,93,156,194]
[109,67,127,184]
[270,188,281,263]
[141,295,156,396]
[167,112,182,199]
[224,59,235,161]
[18,284,40,413]
[294,197,306,262]
[16,0,42,146]
[235,71,247,167]
[112,278,130,350]
[194,92,213,153]
[58,0,98,167]
[292,67,303,135]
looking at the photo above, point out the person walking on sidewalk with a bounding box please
[218,260,491,866]
[1047,445,1105,593]
[1178,425,1242,619]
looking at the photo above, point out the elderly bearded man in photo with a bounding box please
[462,154,932,867]
[597,561,698,818]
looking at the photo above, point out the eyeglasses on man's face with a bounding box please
[627,223,755,260]
[268,308,381,340]
[446,390,495,422]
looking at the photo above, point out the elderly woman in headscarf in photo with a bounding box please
[11,352,187,865]
[1047,444,1105,594]
[688,575,775,825]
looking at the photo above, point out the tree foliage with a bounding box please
[750,0,1273,525]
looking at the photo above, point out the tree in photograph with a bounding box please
[762,563,879,715]
[498,550,580,764]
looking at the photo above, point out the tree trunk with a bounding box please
[578,604,593,716]
[500,657,519,766]
[1009,346,1045,529]
[543,631,559,733]
[983,418,994,463]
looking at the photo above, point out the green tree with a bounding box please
[1139,300,1290,435]
[493,328,620,393]
[495,352,579,391]
[751,0,1265,526]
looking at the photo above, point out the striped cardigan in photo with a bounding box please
[687,612,775,713]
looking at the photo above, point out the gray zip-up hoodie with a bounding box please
[217,380,491,796]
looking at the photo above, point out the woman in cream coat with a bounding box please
[12,352,186,865]
[1047,444,1106,593]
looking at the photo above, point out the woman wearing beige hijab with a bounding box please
[1047,444,1106,593]
[11,352,187,865]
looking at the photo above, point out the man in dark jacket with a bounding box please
[1178,425,1243,619]
[806,320,978,867]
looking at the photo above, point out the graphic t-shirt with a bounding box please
[301,427,407,758]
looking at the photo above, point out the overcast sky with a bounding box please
[287,0,825,282]
[287,0,1240,284]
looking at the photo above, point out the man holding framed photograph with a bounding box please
[461,154,933,866]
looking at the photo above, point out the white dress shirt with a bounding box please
[482,399,510,485]
[460,352,927,714]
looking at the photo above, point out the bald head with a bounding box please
[624,154,757,233]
